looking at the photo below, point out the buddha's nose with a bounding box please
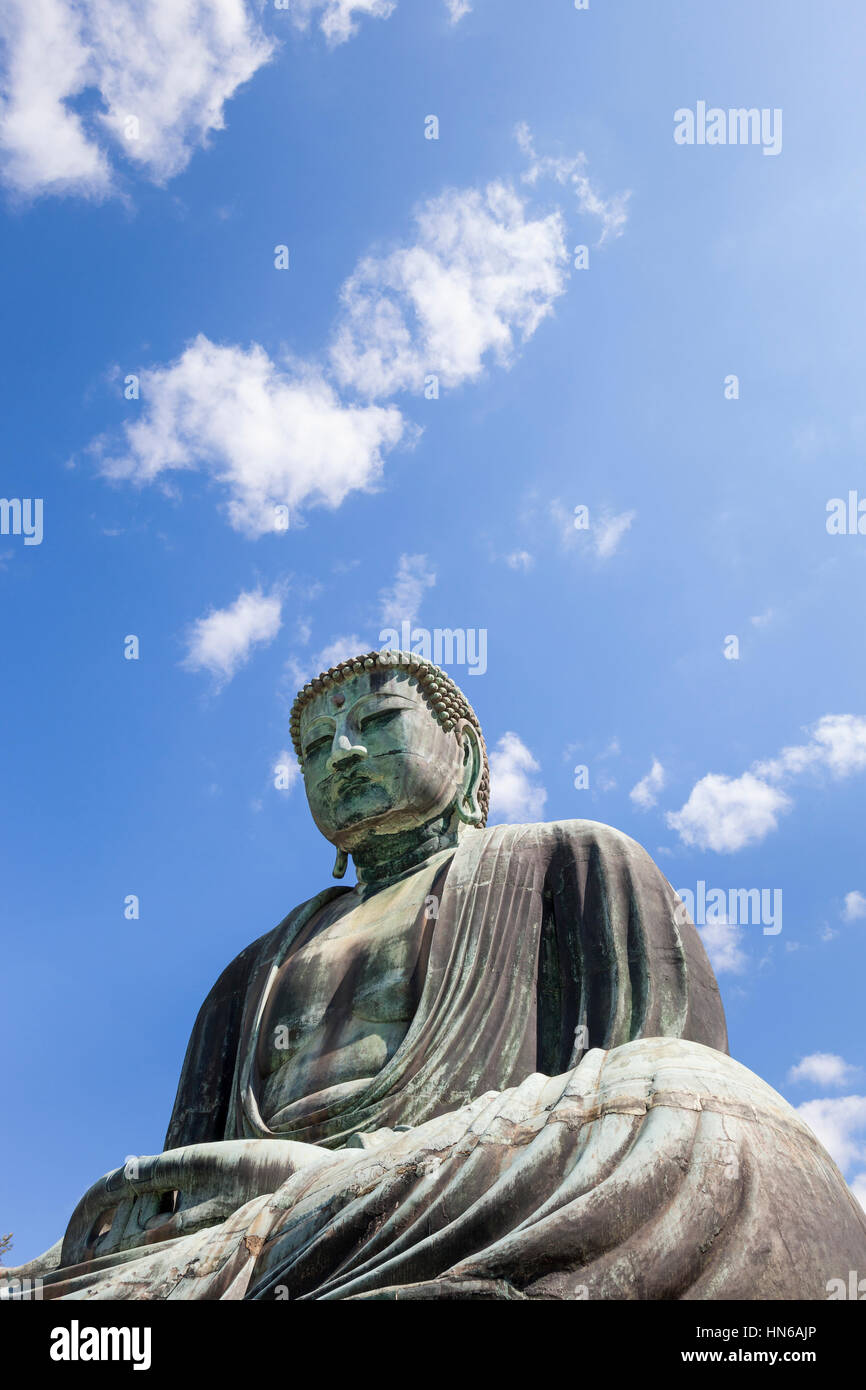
[327,734,368,774]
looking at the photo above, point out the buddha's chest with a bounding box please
[257,863,443,1078]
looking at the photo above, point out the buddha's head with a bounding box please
[290,650,489,863]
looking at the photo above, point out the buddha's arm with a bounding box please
[164,932,274,1150]
[59,1139,341,1268]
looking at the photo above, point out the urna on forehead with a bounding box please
[303,662,406,717]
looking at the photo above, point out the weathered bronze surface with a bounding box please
[6,652,866,1300]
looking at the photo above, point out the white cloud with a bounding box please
[284,0,396,45]
[379,553,435,628]
[516,122,630,246]
[698,919,747,976]
[843,890,866,922]
[795,1096,866,1173]
[788,1053,859,1087]
[183,586,283,685]
[754,714,866,783]
[630,758,665,810]
[666,772,792,853]
[286,0,468,44]
[505,550,533,571]
[667,715,866,853]
[94,335,406,537]
[550,500,635,561]
[0,0,273,198]
[330,182,568,398]
[594,509,636,559]
[750,608,774,628]
[488,732,547,824]
[551,499,579,546]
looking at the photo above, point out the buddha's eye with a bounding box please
[359,707,402,731]
[303,732,332,758]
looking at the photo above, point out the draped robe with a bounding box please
[11,820,866,1300]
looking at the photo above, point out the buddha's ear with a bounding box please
[456,723,484,826]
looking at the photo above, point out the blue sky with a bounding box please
[2,0,866,1262]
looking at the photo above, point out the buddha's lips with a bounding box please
[330,769,372,794]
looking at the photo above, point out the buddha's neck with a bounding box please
[352,812,459,891]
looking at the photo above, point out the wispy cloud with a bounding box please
[284,0,396,45]
[379,553,435,628]
[551,500,636,561]
[285,554,435,690]
[750,608,775,628]
[516,122,630,245]
[183,585,283,685]
[595,509,636,559]
[287,0,469,44]
[630,758,666,810]
[698,919,748,976]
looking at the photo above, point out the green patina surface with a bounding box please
[5,654,866,1300]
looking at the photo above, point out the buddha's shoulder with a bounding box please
[472,818,659,863]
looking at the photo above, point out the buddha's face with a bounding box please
[299,667,474,851]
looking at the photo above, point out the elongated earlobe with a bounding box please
[332,848,349,879]
[455,726,484,826]
[455,794,484,827]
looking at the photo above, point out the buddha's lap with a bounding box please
[11,1038,864,1299]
